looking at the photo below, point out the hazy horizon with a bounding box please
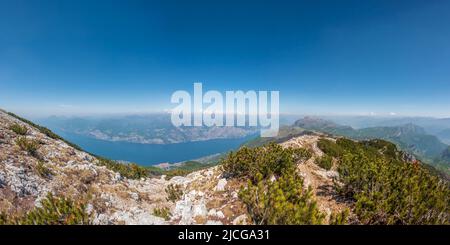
[10,110,450,121]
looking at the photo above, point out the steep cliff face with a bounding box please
[0,110,354,225]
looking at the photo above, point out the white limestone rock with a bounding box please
[215,178,227,191]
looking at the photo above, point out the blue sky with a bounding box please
[1,0,449,118]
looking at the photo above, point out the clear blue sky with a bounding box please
[1,0,449,117]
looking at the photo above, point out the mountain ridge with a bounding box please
[293,117,449,173]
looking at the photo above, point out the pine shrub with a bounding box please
[9,123,28,135]
[221,142,299,183]
[165,184,183,202]
[292,147,313,162]
[36,161,53,178]
[223,143,324,225]
[239,172,324,225]
[97,157,149,179]
[0,193,90,225]
[153,207,171,221]
[337,145,450,224]
[329,209,350,225]
[317,138,343,157]
[315,155,333,170]
[16,137,40,157]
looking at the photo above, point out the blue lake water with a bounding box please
[54,130,255,166]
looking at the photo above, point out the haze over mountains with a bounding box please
[321,116,450,144]
[36,113,450,174]
[38,114,258,144]
[38,113,450,145]
[37,113,450,144]
[294,117,450,173]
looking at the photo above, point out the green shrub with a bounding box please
[96,157,209,180]
[9,123,28,135]
[0,212,8,224]
[165,161,215,179]
[0,193,90,225]
[335,138,360,153]
[36,161,53,178]
[315,155,333,170]
[97,157,149,179]
[239,172,324,225]
[164,169,191,179]
[165,184,183,202]
[16,137,40,157]
[292,147,313,162]
[7,111,83,151]
[221,142,298,183]
[361,139,399,159]
[223,143,324,225]
[145,161,215,179]
[317,139,343,157]
[329,209,350,225]
[337,148,450,224]
[153,207,171,221]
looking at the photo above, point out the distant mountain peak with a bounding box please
[292,117,448,172]
[294,116,339,128]
[397,123,426,134]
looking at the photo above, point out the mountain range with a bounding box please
[320,115,450,144]
[37,114,257,144]
[294,117,450,173]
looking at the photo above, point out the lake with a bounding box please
[53,130,255,166]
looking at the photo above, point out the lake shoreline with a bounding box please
[52,129,257,166]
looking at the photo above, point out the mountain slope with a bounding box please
[0,111,355,224]
[437,128,450,144]
[294,117,449,171]
[0,110,248,224]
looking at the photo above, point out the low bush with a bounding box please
[164,169,191,179]
[361,139,399,160]
[317,138,343,157]
[223,143,325,225]
[97,157,149,179]
[36,161,53,178]
[165,184,183,202]
[9,123,28,135]
[335,138,360,153]
[337,147,450,224]
[321,138,450,224]
[329,209,350,225]
[0,193,90,225]
[315,155,333,170]
[153,207,171,221]
[239,172,324,225]
[221,142,298,183]
[292,147,313,162]
[7,111,83,151]
[16,137,40,157]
